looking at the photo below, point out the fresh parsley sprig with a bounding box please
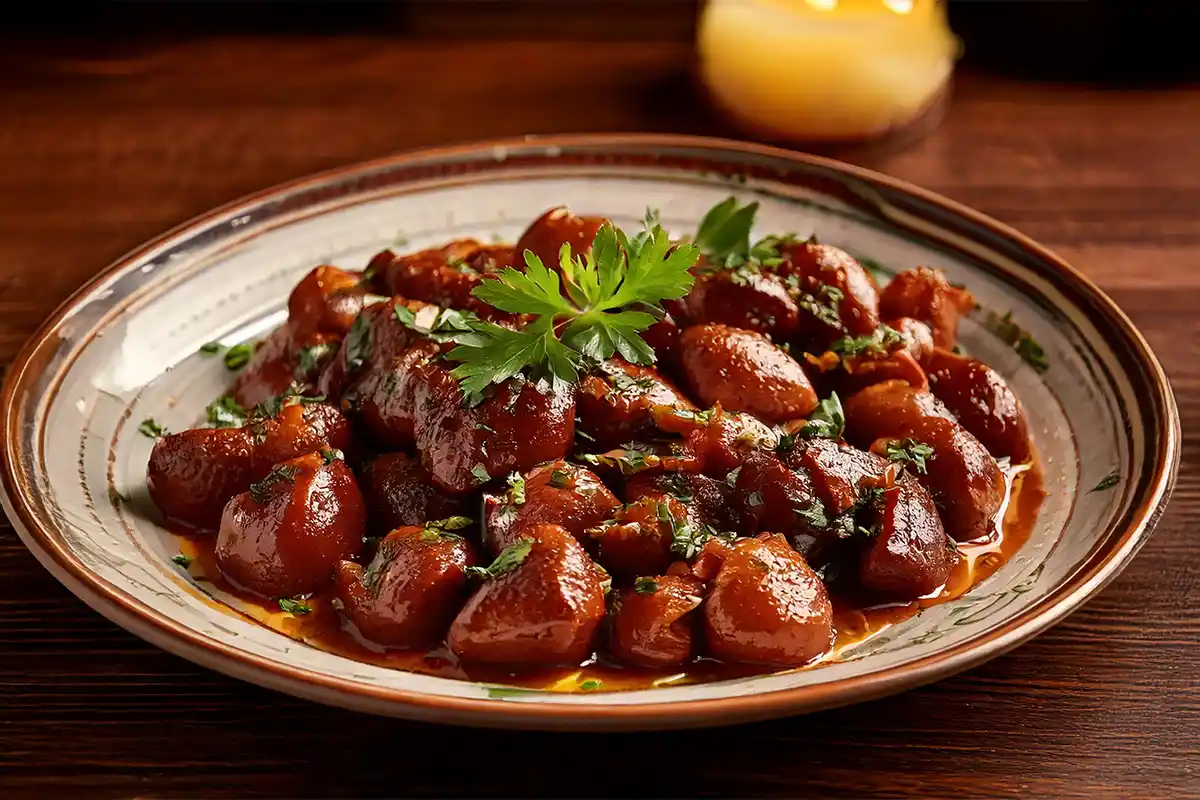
[444,218,699,401]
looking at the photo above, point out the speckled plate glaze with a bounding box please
[0,135,1179,730]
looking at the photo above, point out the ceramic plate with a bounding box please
[0,135,1179,730]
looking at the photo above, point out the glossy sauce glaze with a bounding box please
[147,201,1047,693]
[172,463,1042,693]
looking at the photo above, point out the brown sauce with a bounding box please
[174,461,1044,693]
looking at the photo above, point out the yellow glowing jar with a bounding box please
[698,0,959,144]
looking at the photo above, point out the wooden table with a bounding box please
[2,20,1198,800]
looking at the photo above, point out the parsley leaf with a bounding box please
[984,311,1050,373]
[206,396,247,428]
[138,418,166,438]
[295,342,337,380]
[393,303,479,343]
[797,285,845,329]
[223,343,253,371]
[419,516,471,541]
[199,342,222,355]
[694,196,759,265]
[344,313,372,374]
[579,443,662,476]
[548,469,572,489]
[884,438,935,474]
[320,447,343,464]
[466,537,534,580]
[445,218,699,399]
[171,554,192,569]
[634,577,659,595]
[277,597,312,615]
[471,463,491,485]
[249,464,298,504]
[578,679,603,692]
[795,502,828,530]
[506,472,527,504]
[830,324,905,358]
[1091,472,1120,493]
[799,393,845,440]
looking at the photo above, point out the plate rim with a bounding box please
[0,133,1181,730]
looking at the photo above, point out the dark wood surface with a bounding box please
[2,18,1199,800]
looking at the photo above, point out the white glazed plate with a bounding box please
[0,135,1179,730]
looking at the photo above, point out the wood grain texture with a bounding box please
[1,16,1198,800]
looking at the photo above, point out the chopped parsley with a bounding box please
[294,342,337,380]
[799,393,845,440]
[548,469,572,489]
[471,463,491,485]
[579,444,661,476]
[658,472,693,503]
[578,679,603,692]
[984,311,1050,373]
[277,597,312,615]
[776,432,798,454]
[795,502,828,530]
[830,324,904,358]
[171,554,192,569]
[884,438,935,474]
[248,464,299,504]
[660,502,734,559]
[223,343,253,371]
[393,304,478,343]
[199,341,222,355]
[634,577,659,595]
[138,418,166,439]
[1090,472,1120,493]
[344,313,372,374]
[320,447,343,464]
[466,537,534,580]
[608,370,658,394]
[205,396,247,429]
[797,285,844,329]
[419,516,471,541]
[505,472,527,504]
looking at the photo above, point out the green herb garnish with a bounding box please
[799,393,845,440]
[248,464,299,504]
[171,554,192,569]
[548,469,572,489]
[344,313,372,374]
[1090,472,1120,493]
[984,311,1050,373]
[797,285,844,329]
[795,502,828,530]
[466,537,534,580]
[579,445,662,476]
[205,396,247,429]
[223,343,253,371]
[393,304,478,343]
[634,577,659,595]
[320,447,343,464]
[138,418,166,439]
[506,472,527,504]
[578,679,603,692]
[294,342,337,380]
[277,597,312,615]
[884,438,935,474]
[199,342,222,355]
[444,218,699,402]
[471,463,491,485]
[830,324,905,358]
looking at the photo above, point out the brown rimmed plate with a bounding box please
[0,135,1179,730]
